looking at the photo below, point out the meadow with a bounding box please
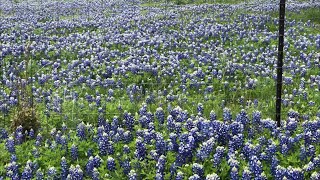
[0,0,320,179]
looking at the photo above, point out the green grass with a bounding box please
[269,7,320,25]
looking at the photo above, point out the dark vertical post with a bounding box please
[276,0,286,127]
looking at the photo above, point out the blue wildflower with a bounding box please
[71,144,78,161]
[107,156,116,171]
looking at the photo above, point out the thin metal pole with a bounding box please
[276,0,286,127]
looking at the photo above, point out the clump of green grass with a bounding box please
[269,7,320,25]
[287,7,320,24]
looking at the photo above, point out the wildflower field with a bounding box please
[0,0,320,179]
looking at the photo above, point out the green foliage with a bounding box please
[269,7,320,25]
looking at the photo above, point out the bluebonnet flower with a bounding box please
[124,112,135,131]
[185,118,194,131]
[50,140,57,150]
[255,172,267,180]
[93,155,102,168]
[174,122,182,134]
[235,109,249,126]
[192,163,204,178]
[106,141,115,155]
[242,167,252,180]
[223,108,232,122]
[155,172,164,180]
[303,161,314,172]
[10,154,17,162]
[206,173,220,180]
[139,103,148,116]
[5,136,15,153]
[128,170,137,180]
[213,146,225,167]
[60,135,68,149]
[252,111,261,125]
[227,155,239,169]
[243,142,256,158]
[200,119,212,136]
[310,172,320,180]
[121,158,131,175]
[31,147,40,158]
[5,161,19,179]
[135,138,146,160]
[98,133,108,156]
[156,107,165,124]
[68,165,84,180]
[216,122,229,144]
[111,116,119,132]
[288,110,299,119]
[230,166,238,180]
[62,122,68,132]
[307,145,315,158]
[229,121,244,135]
[29,129,35,139]
[176,171,184,180]
[260,118,277,131]
[249,156,263,177]
[197,103,204,115]
[266,141,277,158]
[271,155,279,176]
[313,155,320,167]
[156,155,166,175]
[71,143,78,161]
[281,144,289,155]
[189,174,201,180]
[61,157,68,179]
[286,117,298,132]
[21,164,33,180]
[315,129,320,143]
[147,122,156,134]
[107,156,116,171]
[196,137,215,161]
[97,112,106,128]
[86,156,95,177]
[36,169,44,180]
[139,115,150,128]
[15,131,23,145]
[108,89,114,97]
[50,128,57,137]
[143,130,153,144]
[0,128,8,140]
[275,165,286,180]
[177,141,193,165]
[300,146,307,162]
[169,162,177,179]
[285,166,303,180]
[123,145,130,154]
[55,132,62,145]
[35,133,43,146]
[167,115,175,131]
[76,122,86,140]
[155,133,166,155]
[92,168,100,180]
[47,166,57,179]
[253,99,258,107]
